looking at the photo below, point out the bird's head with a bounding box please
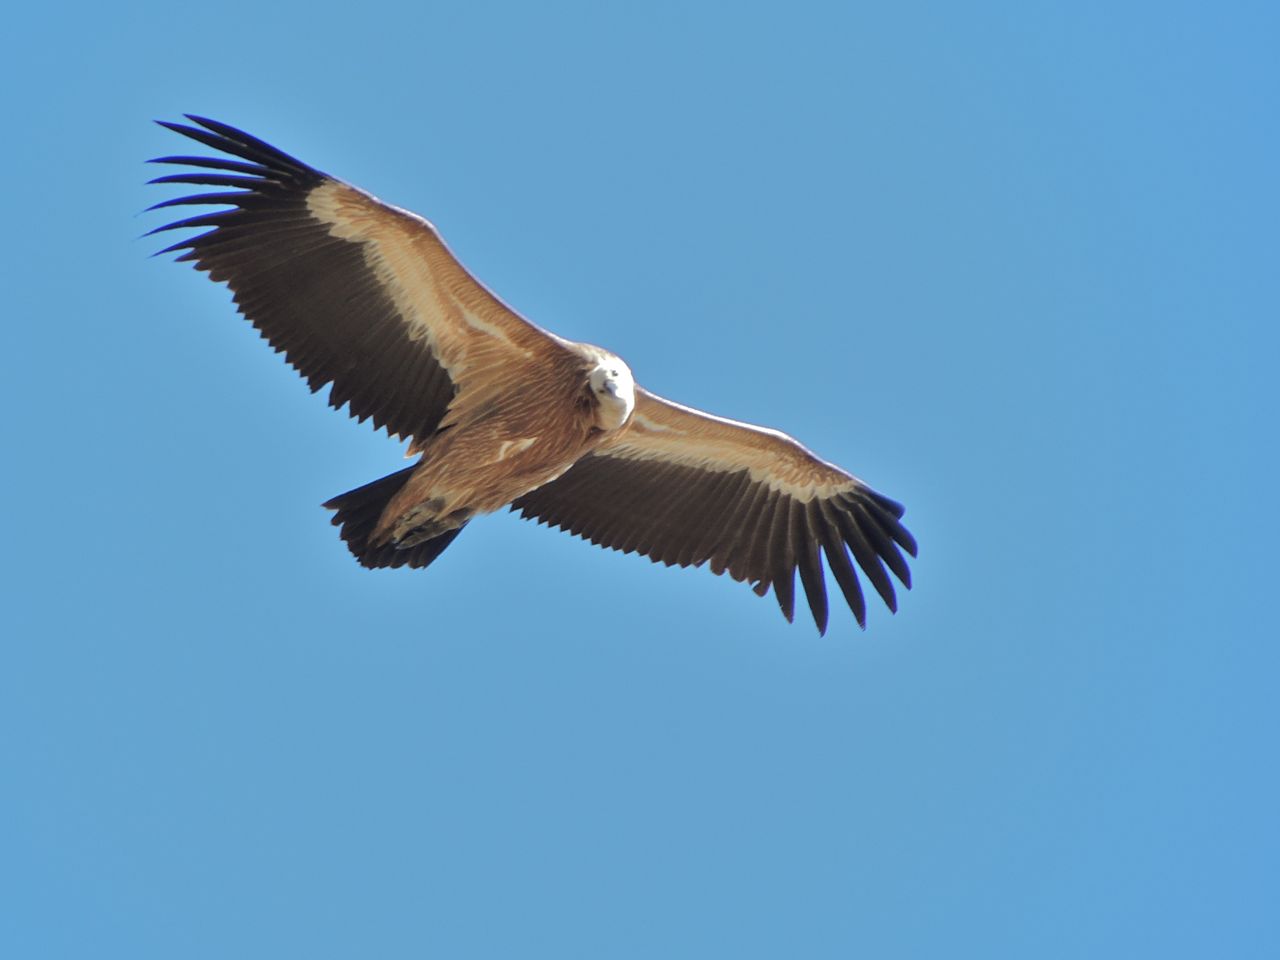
[588,358,636,430]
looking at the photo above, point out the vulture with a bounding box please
[148,116,916,634]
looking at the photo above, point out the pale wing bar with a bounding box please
[510,451,916,634]
[147,115,457,443]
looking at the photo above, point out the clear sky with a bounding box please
[2,1,1276,957]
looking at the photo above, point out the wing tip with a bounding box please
[153,115,325,185]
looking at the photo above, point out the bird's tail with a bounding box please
[323,467,466,570]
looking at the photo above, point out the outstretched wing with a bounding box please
[511,389,916,634]
[148,115,575,445]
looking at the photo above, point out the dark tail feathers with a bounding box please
[323,467,466,570]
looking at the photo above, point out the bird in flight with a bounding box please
[148,116,916,633]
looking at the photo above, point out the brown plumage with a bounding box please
[148,116,916,634]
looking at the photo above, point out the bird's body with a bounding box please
[372,345,631,549]
[149,116,916,633]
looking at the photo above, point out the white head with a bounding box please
[588,359,636,430]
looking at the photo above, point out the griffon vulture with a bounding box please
[148,116,916,633]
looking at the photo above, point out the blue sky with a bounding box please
[3,1,1276,957]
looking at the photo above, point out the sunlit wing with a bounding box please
[148,115,575,445]
[511,389,916,634]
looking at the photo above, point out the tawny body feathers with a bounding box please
[373,348,625,547]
